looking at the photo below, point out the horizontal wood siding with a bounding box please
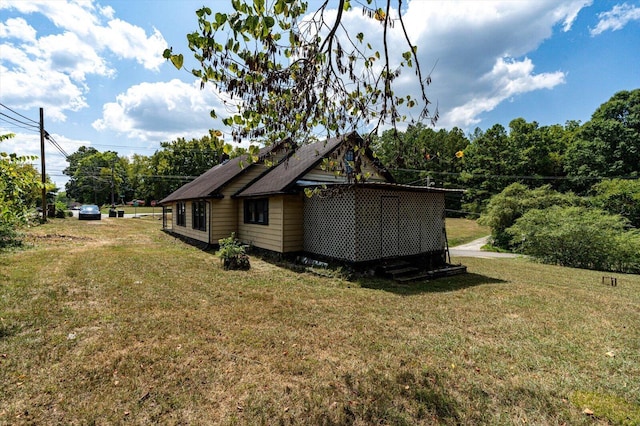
[238,195,284,252]
[282,194,304,252]
[168,201,209,244]
[301,143,388,183]
[210,164,269,242]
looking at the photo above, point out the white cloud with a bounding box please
[389,0,590,129]
[0,17,37,42]
[96,19,166,71]
[300,1,589,131]
[443,57,565,128]
[0,0,167,120]
[92,79,231,142]
[591,3,640,35]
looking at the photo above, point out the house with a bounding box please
[160,131,463,275]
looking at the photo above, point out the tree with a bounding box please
[374,123,468,185]
[0,133,43,247]
[460,119,573,213]
[459,124,513,212]
[64,148,127,205]
[564,89,640,193]
[164,0,435,177]
[149,134,232,199]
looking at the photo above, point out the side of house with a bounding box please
[160,131,457,269]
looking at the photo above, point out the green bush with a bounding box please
[590,178,640,228]
[54,201,68,218]
[478,183,584,249]
[507,206,640,273]
[217,233,250,270]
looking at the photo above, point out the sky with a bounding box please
[1,0,639,189]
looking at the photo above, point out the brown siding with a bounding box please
[238,196,284,252]
[282,194,304,252]
[168,201,209,244]
[210,164,269,243]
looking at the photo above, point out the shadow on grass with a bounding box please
[356,272,507,295]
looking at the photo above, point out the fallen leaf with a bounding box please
[605,351,615,357]
[583,408,594,416]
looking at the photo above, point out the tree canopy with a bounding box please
[564,89,640,192]
[164,0,434,148]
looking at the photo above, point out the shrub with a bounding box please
[478,183,585,249]
[217,233,250,270]
[54,201,68,218]
[590,178,640,228]
[507,206,640,273]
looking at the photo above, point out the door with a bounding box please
[381,196,399,257]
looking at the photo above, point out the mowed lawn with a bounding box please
[1,217,639,425]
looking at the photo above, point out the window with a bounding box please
[244,199,269,225]
[192,201,206,231]
[344,149,354,174]
[176,202,186,227]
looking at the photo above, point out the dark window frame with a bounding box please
[176,201,186,227]
[344,148,355,174]
[192,200,207,231]
[243,198,269,225]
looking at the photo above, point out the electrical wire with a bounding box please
[0,102,39,125]
[0,111,40,129]
[0,116,40,133]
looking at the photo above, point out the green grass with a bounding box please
[1,217,639,424]
[445,217,489,246]
[98,206,162,215]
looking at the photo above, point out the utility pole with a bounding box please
[39,107,46,223]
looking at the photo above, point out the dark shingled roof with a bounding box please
[235,131,393,197]
[159,140,291,204]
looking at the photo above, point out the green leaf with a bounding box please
[170,54,183,70]
[254,0,265,14]
[215,12,227,26]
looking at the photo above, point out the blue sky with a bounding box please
[1,0,639,188]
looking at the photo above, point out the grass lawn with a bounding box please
[1,218,639,425]
[444,217,489,247]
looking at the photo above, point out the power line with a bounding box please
[0,102,39,125]
[45,132,70,158]
[0,116,41,133]
[0,111,40,129]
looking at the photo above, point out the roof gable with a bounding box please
[235,131,394,197]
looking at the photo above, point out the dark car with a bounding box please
[78,204,101,220]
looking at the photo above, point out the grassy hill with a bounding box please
[1,217,638,424]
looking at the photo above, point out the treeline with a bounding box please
[373,89,640,215]
[62,134,248,205]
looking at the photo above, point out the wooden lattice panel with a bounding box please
[304,187,446,262]
[303,191,356,261]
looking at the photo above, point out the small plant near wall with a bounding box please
[217,233,250,270]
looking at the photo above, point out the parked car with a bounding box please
[78,204,101,220]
